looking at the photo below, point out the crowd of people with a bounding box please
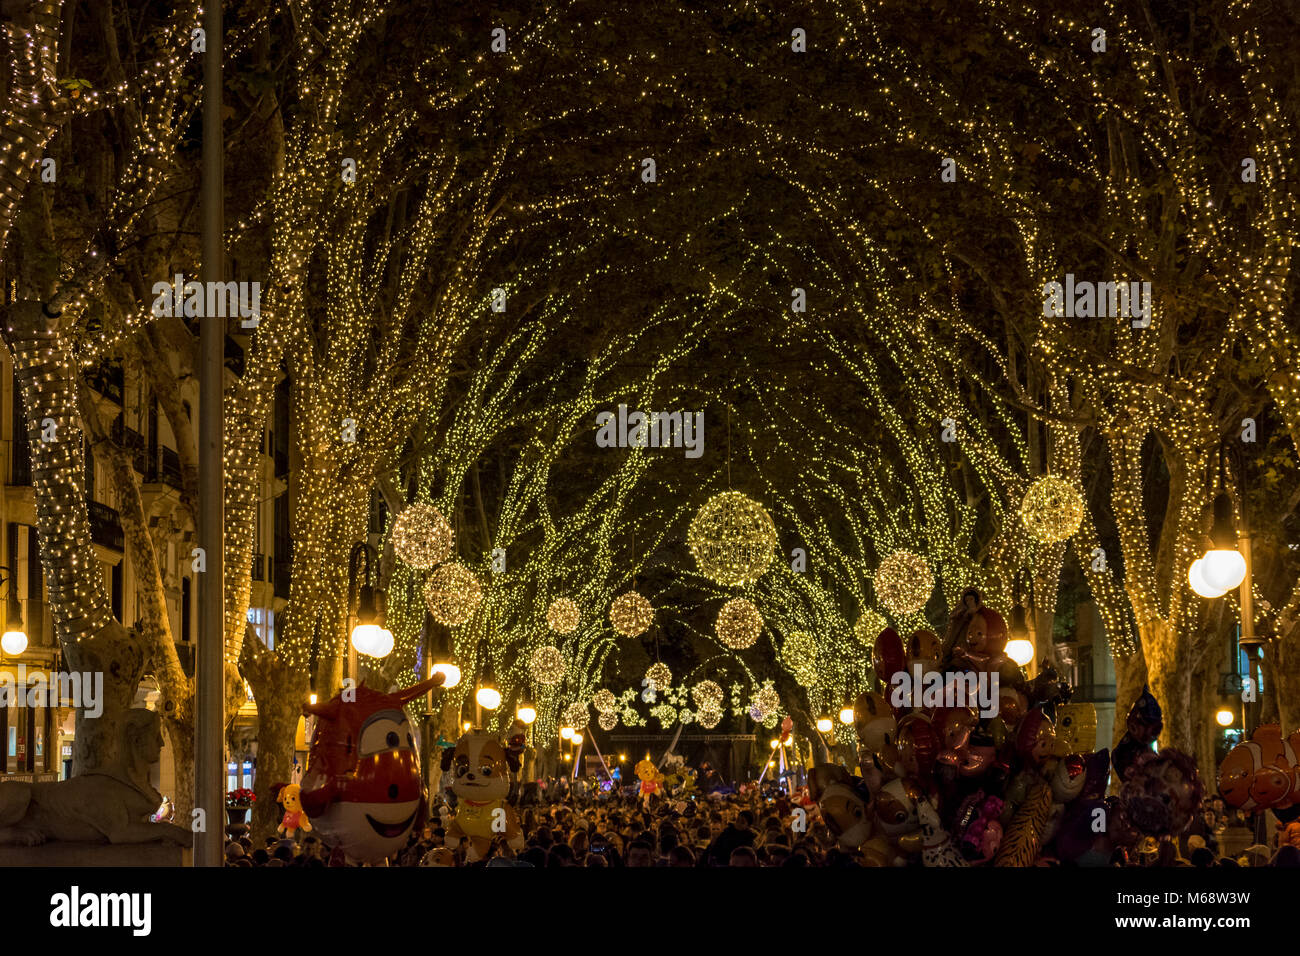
[221,775,1300,868]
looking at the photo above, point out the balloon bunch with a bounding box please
[1218,724,1300,812]
[808,589,1204,866]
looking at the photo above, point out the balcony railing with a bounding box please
[88,500,124,551]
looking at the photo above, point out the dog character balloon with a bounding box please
[299,673,443,864]
[272,766,312,840]
[441,727,525,863]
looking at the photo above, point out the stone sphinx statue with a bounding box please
[0,708,191,846]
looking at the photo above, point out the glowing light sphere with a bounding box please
[529,645,565,686]
[780,632,819,685]
[1200,549,1247,592]
[853,608,887,646]
[592,689,618,714]
[874,550,934,616]
[1188,558,1229,598]
[390,502,454,570]
[1019,476,1085,544]
[546,597,580,634]
[1,629,28,656]
[715,597,762,649]
[687,491,778,587]
[422,563,482,626]
[1005,638,1034,667]
[561,701,589,730]
[598,711,618,731]
[476,686,501,710]
[610,590,654,637]
[646,662,672,689]
[696,703,723,729]
[751,686,780,721]
[693,680,723,708]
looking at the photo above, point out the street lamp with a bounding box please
[1005,598,1034,667]
[475,684,501,710]
[560,726,574,740]
[0,567,26,656]
[516,701,537,724]
[816,715,833,734]
[1198,491,1247,592]
[838,706,854,725]
[431,661,462,688]
[1215,708,1235,728]
[347,542,393,658]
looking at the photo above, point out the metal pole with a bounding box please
[195,0,225,868]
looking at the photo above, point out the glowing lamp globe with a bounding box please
[816,716,833,733]
[769,739,780,749]
[1200,549,1246,592]
[516,703,537,724]
[1,629,28,656]
[1188,558,1228,599]
[572,732,584,745]
[687,491,778,587]
[431,662,461,688]
[475,686,501,710]
[838,706,854,725]
[561,726,574,739]
[350,623,393,659]
[1215,709,1234,728]
[1005,638,1034,667]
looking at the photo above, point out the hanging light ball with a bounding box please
[529,645,565,686]
[696,703,723,729]
[853,608,888,646]
[693,679,723,708]
[1020,475,1085,543]
[715,597,763,649]
[874,550,934,615]
[390,502,454,570]
[592,688,618,714]
[422,563,482,626]
[598,711,618,731]
[546,597,581,634]
[687,491,778,587]
[610,590,654,636]
[646,662,672,689]
[561,701,589,730]
[780,631,819,685]
[751,685,780,721]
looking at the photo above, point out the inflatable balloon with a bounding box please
[300,673,444,864]
[1121,748,1203,837]
[1218,724,1300,811]
[441,725,526,863]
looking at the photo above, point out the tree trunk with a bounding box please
[240,638,309,841]
[1111,649,1148,750]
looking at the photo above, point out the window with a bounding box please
[247,607,274,649]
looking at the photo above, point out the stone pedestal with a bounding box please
[0,842,191,867]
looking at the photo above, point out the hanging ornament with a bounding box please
[1020,475,1085,543]
[592,689,617,714]
[422,563,482,626]
[693,679,723,708]
[687,491,777,587]
[751,685,780,721]
[598,711,618,731]
[546,597,581,634]
[390,502,454,570]
[561,700,589,730]
[780,631,819,685]
[529,645,565,686]
[646,662,672,690]
[874,550,934,615]
[696,703,723,729]
[853,607,888,646]
[715,597,763,649]
[610,591,654,637]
